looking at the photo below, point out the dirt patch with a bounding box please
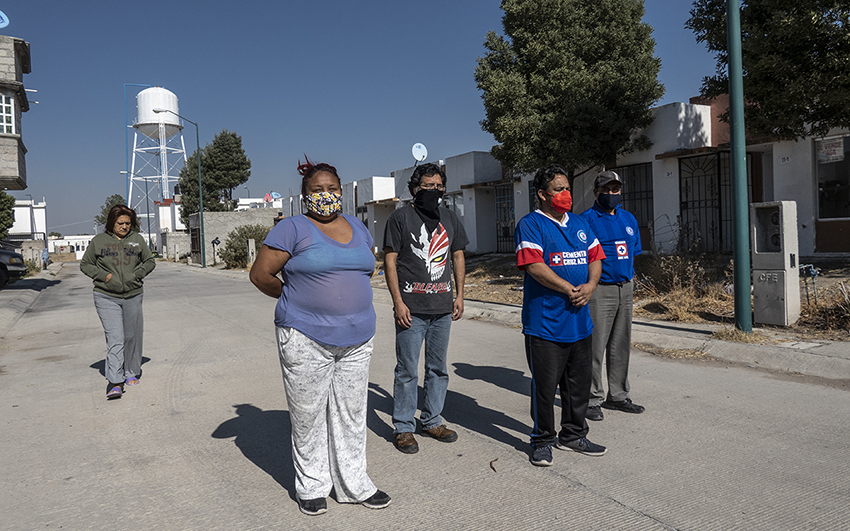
[376,253,847,342]
[632,342,716,361]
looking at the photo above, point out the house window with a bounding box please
[0,94,14,134]
[817,136,850,219]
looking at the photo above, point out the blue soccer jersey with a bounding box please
[580,204,642,284]
[515,210,605,343]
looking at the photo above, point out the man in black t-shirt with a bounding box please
[383,163,469,454]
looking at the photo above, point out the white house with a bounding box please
[48,234,95,259]
[9,197,47,241]
[343,176,395,252]
[604,95,850,257]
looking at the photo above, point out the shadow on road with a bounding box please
[368,381,531,452]
[1,278,61,292]
[89,356,151,377]
[211,403,296,499]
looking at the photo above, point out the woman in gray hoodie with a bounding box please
[81,205,155,399]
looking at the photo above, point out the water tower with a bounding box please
[127,87,187,234]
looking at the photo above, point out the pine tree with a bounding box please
[205,130,251,201]
[475,0,664,183]
[177,129,252,226]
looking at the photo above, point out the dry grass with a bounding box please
[632,342,715,360]
[796,287,850,335]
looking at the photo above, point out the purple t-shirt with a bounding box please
[263,214,376,347]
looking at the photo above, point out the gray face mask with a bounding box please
[597,193,621,211]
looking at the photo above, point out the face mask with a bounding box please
[597,193,621,211]
[305,191,342,217]
[543,189,572,214]
[413,189,444,215]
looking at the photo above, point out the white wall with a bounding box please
[771,138,818,255]
[11,199,47,237]
[48,234,95,254]
[342,181,357,216]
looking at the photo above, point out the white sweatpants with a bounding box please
[276,327,377,502]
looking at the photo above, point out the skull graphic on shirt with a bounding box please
[410,223,449,281]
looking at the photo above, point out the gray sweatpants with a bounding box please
[93,291,144,385]
[588,281,634,406]
[276,326,377,503]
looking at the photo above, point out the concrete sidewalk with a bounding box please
[1,261,849,530]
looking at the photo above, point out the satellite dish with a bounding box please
[412,143,428,163]
[0,10,9,28]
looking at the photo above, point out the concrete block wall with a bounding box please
[189,209,279,266]
[161,231,192,261]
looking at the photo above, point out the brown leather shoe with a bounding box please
[422,424,458,443]
[394,432,419,454]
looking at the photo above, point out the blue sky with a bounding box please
[2,1,715,235]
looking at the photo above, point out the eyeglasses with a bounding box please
[419,183,445,191]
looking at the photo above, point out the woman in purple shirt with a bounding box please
[250,159,390,516]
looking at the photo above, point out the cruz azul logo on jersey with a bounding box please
[626,226,635,236]
[576,229,587,243]
[616,240,628,260]
[549,250,587,267]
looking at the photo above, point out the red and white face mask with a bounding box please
[543,189,573,213]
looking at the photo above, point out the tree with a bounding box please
[178,150,232,226]
[205,130,251,201]
[48,232,62,238]
[94,194,126,230]
[687,1,850,139]
[178,130,252,225]
[475,0,664,182]
[0,190,14,240]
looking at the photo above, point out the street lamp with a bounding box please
[153,108,205,268]
[119,170,154,250]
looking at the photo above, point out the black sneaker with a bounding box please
[361,489,391,509]
[601,398,645,414]
[530,444,553,466]
[586,405,604,421]
[297,497,327,516]
[556,438,607,456]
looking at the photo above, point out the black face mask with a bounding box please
[413,189,444,215]
[597,193,621,211]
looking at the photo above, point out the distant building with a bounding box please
[48,234,95,260]
[342,176,395,252]
[9,197,46,241]
[0,35,31,190]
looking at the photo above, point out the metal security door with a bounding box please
[679,152,751,253]
[495,184,515,253]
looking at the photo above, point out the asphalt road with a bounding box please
[1,262,848,530]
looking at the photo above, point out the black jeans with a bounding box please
[524,333,592,448]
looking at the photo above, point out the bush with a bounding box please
[219,224,272,269]
[24,259,41,278]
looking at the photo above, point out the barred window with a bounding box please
[0,94,14,134]
[611,163,653,228]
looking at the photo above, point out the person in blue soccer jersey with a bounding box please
[580,171,645,422]
[515,164,607,467]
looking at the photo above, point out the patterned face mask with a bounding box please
[305,191,342,217]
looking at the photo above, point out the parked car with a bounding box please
[0,248,27,288]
